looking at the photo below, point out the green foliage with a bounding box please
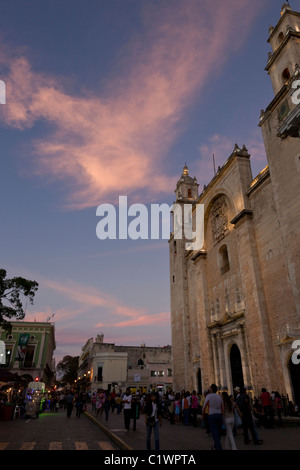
[0,268,39,333]
[56,355,79,385]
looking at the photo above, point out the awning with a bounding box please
[28,381,45,391]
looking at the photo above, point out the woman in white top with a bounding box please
[222,391,240,450]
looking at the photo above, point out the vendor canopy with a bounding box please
[28,381,45,391]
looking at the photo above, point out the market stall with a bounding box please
[25,381,45,419]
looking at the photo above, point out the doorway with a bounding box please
[289,357,300,405]
[230,344,244,390]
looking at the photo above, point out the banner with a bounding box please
[16,333,30,361]
[0,340,6,365]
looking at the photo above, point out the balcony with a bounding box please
[277,102,300,138]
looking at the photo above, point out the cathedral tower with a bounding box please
[169,165,199,391]
[258,3,300,402]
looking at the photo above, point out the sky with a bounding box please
[0,0,295,364]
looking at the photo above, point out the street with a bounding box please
[0,407,118,451]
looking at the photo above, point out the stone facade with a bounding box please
[169,4,300,404]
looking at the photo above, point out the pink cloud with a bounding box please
[35,274,168,330]
[41,277,145,320]
[100,311,170,328]
[5,265,168,331]
[0,0,265,209]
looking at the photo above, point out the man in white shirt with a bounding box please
[202,384,223,450]
[122,388,132,431]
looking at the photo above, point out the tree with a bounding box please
[0,268,39,333]
[56,355,79,385]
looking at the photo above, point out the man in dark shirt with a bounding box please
[236,387,261,445]
[66,391,74,418]
[260,388,274,428]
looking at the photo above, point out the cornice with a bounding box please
[268,10,300,43]
[266,31,300,72]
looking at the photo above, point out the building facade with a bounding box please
[0,321,56,385]
[77,333,172,394]
[169,4,300,404]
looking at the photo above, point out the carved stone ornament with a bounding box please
[211,196,229,245]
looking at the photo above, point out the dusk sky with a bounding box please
[0,0,291,363]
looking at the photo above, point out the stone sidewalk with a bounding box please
[84,403,300,451]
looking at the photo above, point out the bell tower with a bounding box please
[259,3,300,384]
[266,3,300,97]
[259,2,300,186]
[169,164,199,391]
[175,164,199,202]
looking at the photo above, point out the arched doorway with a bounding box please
[289,357,300,406]
[230,344,244,390]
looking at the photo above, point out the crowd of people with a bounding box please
[2,383,299,450]
[85,384,299,451]
[159,385,299,450]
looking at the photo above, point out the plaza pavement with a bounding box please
[84,403,300,451]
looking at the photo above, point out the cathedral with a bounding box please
[169,3,300,404]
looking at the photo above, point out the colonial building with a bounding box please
[0,321,56,386]
[169,4,300,404]
[77,333,172,394]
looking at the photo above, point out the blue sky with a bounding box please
[0,0,293,363]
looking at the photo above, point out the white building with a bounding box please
[77,333,172,394]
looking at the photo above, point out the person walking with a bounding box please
[202,384,223,450]
[110,388,116,413]
[253,398,266,428]
[116,394,122,414]
[91,393,97,412]
[66,391,74,418]
[104,391,110,421]
[122,388,132,431]
[260,388,274,428]
[182,392,190,426]
[222,392,240,450]
[96,394,103,416]
[131,393,140,431]
[274,391,284,427]
[200,391,210,436]
[75,393,83,418]
[191,390,199,427]
[237,387,262,445]
[167,390,175,425]
[145,392,162,451]
[174,393,181,424]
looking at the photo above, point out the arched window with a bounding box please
[188,188,192,198]
[219,244,230,274]
[282,68,291,84]
[278,31,284,44]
